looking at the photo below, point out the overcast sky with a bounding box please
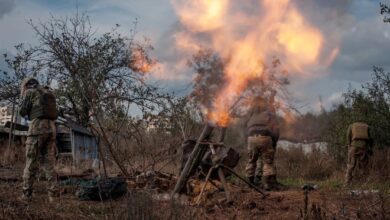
[0,0,387,113]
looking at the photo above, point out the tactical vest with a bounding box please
[351,122,369,140]
[29,88,58,120]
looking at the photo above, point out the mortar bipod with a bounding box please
[195,142,230,205]
[196,143,268,205]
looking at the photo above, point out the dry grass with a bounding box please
[276,146,336,181]
[0,137,25,166]
[367,148,390,182]
[0,160,389,220]
[0,137,389,219]
[275,145,390,185]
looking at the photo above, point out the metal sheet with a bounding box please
[72,130,98,164]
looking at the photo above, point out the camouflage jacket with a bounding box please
[19,88,55,136]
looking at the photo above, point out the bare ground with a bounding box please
[0,166,388,220]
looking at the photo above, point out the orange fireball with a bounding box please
[172,0,339,126]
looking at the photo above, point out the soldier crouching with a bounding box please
[19,77,58,202]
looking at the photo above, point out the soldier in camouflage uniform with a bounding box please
[245,97,281,190]
[345,122,373,186]
[19,77,58,201]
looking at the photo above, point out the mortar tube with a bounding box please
[172,123,214,196]
[218,127,227,143]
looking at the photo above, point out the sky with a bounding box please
[0,0,388,113]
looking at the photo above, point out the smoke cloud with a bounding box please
[0,0,15,19]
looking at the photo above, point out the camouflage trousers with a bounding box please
[345,146,369,185]
[23,133,57,197]
[245,135,276,177]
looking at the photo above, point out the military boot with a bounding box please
[48,190,60,203]
[262,175,272,191]
[344,175,352,188]
[18,193,32,204]
[48,196,55,203]
[247,176,255,185]
[254,175,262,187]
[269,175,286,191]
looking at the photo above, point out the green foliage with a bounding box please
[325,67,390,163]
[325,104,350,163]
[279,178,343,190]
[346,67,390,148]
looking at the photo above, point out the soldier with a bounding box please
[245,96,281,190]
[344,121,373,186]
[19,77,58,202]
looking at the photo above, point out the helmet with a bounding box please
[21,77,39,96]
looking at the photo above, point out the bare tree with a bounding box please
[380,2,390,23]
[188,49,226,113]
[188,48,293,120]
[0,44,42,104]
[1,12,162,126]
[0,11,172,175]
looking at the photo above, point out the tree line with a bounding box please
[1,4,390,171]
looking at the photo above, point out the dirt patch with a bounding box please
[0,167,388,220]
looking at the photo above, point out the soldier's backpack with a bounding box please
[30,88,57,120]
[351,122,369,140]
[76,177,128,201]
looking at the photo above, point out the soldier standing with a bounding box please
[345,121,373,186]
[245,97,281,190]
[19,77,58,202]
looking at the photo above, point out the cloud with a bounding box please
[0,48,9,67]
[0,0,386,113]
[292,0,388,83]
[0,56,6,67]
[330,15,390,82]
[142,0,386,110]
[310,91,345,112]
[288,75,361,113]
[0,0,15,19]
[277,0,390,113]
[323,92,344,108]
[0,49,10,81]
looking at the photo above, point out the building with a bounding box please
[0,116,98,166]
[144,116,172,133]
[0,106,22,126]
[56,117,99,165]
